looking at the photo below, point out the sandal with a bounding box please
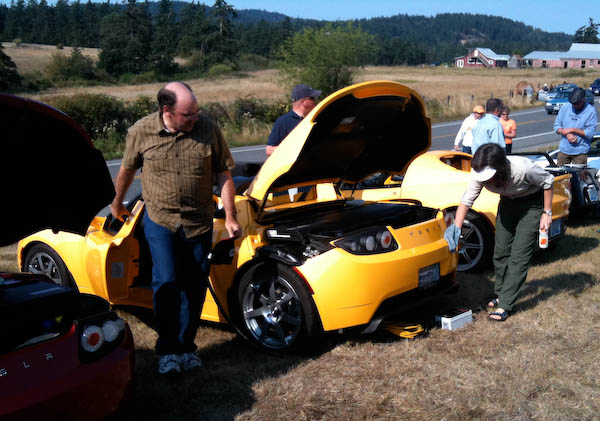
[487,298,499,308]
[488,310,509,322]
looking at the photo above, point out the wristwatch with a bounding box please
[543,209,552,216]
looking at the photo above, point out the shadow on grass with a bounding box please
[519,271,598,312]
[565,213,600,228]
[116,305,333,420]
[533,233,599,265]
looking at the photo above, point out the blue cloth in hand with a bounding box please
[444,224,461,252]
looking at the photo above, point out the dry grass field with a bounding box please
[1,42,99,72]
[4,42,600,123]
[1,216,599,419]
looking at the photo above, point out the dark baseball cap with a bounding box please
[291,84,322,101]
[569,87,586,103]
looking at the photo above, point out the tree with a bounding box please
[98,0,152,76]
[209,0,237,64]
[150,0,178,75]
[0,43,21,92]
[278,24,376,97]
[574,18,599,44]
[46,46,97,81]
[176,2,212,57]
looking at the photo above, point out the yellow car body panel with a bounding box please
[298,214,456,331]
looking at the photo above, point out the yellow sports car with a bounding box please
[18,81,457,353]
[342,150,572,272]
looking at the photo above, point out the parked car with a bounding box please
[525,147,600,215]
[544,88,594,114]
[590,78,600,95]
[17,81,458,353]
[539,83,578,102]
[0,94,134,419]
[341,151,572,272]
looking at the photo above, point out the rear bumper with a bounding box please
[360,271,458,333]
[1,325,135,420]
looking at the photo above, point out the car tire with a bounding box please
[23,244,74,288]
[236,262,320,353]
[448,210,494,272]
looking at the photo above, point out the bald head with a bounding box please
[159,82,199,133]
[158,82,196,109]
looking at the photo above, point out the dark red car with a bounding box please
[0,93,134,419]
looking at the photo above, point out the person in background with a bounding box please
[453,105,485,154]
[110,82,241,374]
[553,87,597,166]
[266,83,321,157]
[500,106,517,154]
[444,144,554,322]
[471,98,506,155]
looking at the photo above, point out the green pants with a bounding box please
[493,191,543,312]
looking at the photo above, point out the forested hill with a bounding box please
[0,0,574,64]
[232,9,573,62]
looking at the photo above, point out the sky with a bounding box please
[228,0,597,35]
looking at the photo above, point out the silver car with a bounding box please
[539,83,577,102]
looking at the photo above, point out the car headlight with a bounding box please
[334,227,398,255]
[546,102,552,106]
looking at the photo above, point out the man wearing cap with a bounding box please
[444,143,554,322]
[266,84,321,157]
[470,98,506,156]
[553,87,597,166]
[454,105,485,154]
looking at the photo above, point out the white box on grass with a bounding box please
[436,309,472,331]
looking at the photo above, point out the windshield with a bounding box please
[556,91,571,99]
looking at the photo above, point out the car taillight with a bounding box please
[79,313,127,362]
[81,325,104,352]
[334,227,398,255]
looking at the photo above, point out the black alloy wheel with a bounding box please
[23,244,74,288]
[237,262,319,352]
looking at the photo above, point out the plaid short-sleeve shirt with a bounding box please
[122,111,235,237]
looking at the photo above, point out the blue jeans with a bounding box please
[143,212,212,356]
[462,146,472,154]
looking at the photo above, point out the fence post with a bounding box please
[447,96,450,105]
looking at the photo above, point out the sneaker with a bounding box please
[180,352,202,371]
[158,354,181,374]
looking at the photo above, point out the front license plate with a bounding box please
[419,264,440,289]
[550,219,562,238]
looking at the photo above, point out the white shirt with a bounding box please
[461,156,555,207]
[454,114,478,148]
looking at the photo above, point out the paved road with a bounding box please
[104,102,600,213]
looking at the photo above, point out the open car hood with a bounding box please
[0,94,115,246]
[246,80,431,202]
